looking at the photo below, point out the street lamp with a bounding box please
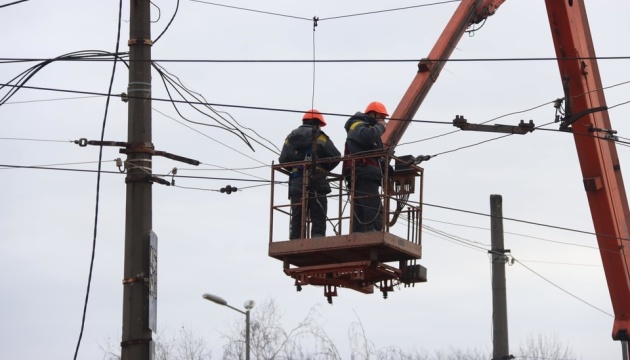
[202,293,255,360]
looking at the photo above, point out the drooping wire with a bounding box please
[153,0,179,44]
[0,51,128,107]
[152,107,268,166]
[150,1,161,23]
[153,62,280,153]
[72,1,123,359]
[152,62,281,155]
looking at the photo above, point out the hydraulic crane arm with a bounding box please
[382,0,506,152]
[545,0,630,341]
[382,0,630,341]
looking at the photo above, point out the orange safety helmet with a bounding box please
[302,109,326,127]
[364,101,389,117]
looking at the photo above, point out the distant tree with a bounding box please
[221,298,341,360]
[517,333,576,360]
[345,310,486,360]
[156,325,212,360]
[102,309,578,360]
[100,325,212,360]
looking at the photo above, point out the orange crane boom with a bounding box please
[382,0,506,152]
[545,0,630,341]
[381,0,630,341]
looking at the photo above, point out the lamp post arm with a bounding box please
[224,303,246,315]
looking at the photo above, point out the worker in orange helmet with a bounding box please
[343,101,388,233]
[279,109,341,240]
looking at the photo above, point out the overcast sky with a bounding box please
[1,1,629,359]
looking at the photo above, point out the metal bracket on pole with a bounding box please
[74,138,200,166]
[559,106,608,130]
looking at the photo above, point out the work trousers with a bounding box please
[352,178,383,233]
[290,189,328,240]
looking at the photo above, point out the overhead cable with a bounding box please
[422,201,630,242]
[0,0,29,9]
[189,0,310,21]
[153,0,179,44]
[513,258,612,317]
[2,55,630,63]
[0,163,277,183]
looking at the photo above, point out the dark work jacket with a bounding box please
[279,123,341,195]
[344,112,386,182]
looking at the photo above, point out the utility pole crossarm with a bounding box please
[452,116,535,135]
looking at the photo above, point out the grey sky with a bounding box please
[1,1,629,359]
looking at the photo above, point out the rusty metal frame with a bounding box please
[269,153,426,297]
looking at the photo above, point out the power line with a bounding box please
[189,0,310,21]
[8,83,629,129]
[1,55,630,63]
[189,0,461,22]
[3,95,102,105]
[517,259,600,267]
[73,1,123,359]
[0,0,29,9]
[0,160,114,170]
[512,258,612,317]
[319,0,461,21]
[422,223,608,317]
[0,137,72,143]
[178,164,269,171]
[153,0,179,44]
[423,218,600,250]
[0,82,452,123]
[422,201,630,242]
[423,222,611,317]
[0,163,278,183]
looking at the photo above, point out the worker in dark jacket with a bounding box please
[279,109,341,239]
[344,101,388,233]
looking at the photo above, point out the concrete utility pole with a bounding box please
[121,1,154,359]
[490,194,511,360]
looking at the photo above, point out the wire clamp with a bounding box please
[75,138,88,147]
[220,185,238,194]
[312,16,319,31]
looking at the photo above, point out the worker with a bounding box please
[343,101,388,233]
[279,109,341,239]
